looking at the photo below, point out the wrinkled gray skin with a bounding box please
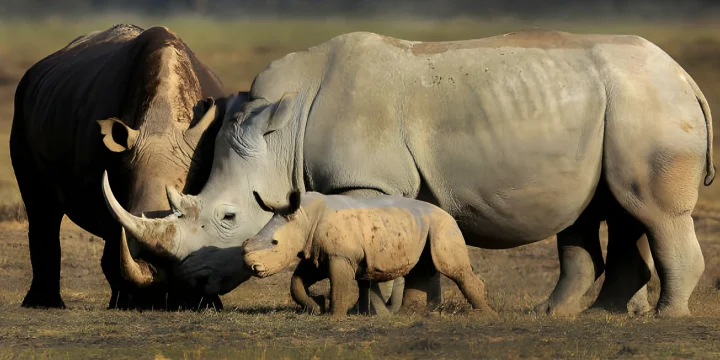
[242,190,496,318]
[104,29,715,317]
[11,24,230,310]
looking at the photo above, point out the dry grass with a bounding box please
[1,16,720,359]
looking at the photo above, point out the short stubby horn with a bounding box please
[119,228,155,287]
[101,171,179,258]
[166,185,184,216]
[165,185,201,219]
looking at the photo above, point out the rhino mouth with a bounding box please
[250,263,267,277]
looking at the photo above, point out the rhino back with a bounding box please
[12,24,224,234]
[17,26,136,171]
[290,31,630,247]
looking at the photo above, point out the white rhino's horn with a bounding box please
[119,228,155,287]
[166,185,201,219]
[166,185,184,216]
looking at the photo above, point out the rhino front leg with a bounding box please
[21,206,65,309]
[386,277,405,313]
[290,260,326,314]
[400,243,443,314]
[537,212,604,316]
[328,256,359,318]
[400,273,442,313]
[13,137,66,309]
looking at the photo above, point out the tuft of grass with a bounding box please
[0,202,25,222]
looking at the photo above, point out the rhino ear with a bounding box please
[263,91,297,134]
[97,118,139,152]
[222,92,251,123]
[287,189,301,215]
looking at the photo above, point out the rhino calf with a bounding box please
[242,190,496,318]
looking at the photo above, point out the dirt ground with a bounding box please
[1,17,720,360]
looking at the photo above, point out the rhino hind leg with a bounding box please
[536,211,604,316]
[591,214,653,315]
[602,138,705,317]
[428,218,496,317]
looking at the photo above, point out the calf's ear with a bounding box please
[97,118,139,152]
[253,191,275,213]
[287,189,302,215]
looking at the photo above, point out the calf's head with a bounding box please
[242,190,307,278]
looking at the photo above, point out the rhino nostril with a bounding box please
[271,239,278,246]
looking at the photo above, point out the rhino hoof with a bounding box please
[533,300,581,317]
[21,290,66,309]
[532,301,552,316]
[467,307,499,321]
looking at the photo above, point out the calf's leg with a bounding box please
[337,188,399,315]
[429,217,496,316]
[328,256,359,318]
[290,260,327,314]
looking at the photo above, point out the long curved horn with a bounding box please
[119,228,154,287]
[101,171,178,257]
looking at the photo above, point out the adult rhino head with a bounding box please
[103,90,301,295]
[79,25,235,309]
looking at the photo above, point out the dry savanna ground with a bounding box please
[1,16,720,359]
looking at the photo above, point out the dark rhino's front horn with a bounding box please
[101,171,178,258]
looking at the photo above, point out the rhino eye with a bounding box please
[271,240,278,246]
[222,213,236,222]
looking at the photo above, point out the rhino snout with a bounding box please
[249,263,267,277]
[251,263,265,272]
[242,237,279,254]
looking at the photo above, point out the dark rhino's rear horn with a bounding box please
[119,228,155,287]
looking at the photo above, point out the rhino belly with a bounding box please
[418,122,605,249]
[445,156,603,249]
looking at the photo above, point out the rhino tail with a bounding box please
[682,68,715,186]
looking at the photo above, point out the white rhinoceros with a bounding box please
[103,29,714,317]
